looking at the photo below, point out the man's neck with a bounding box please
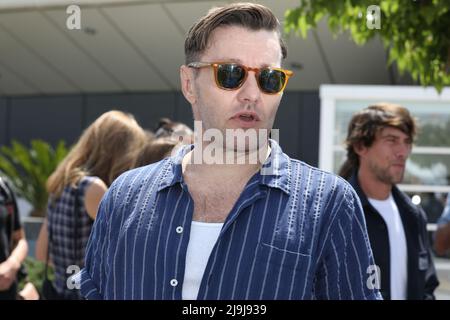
[357,169,392,200]
[182,142,271,182]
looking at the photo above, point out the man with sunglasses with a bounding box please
[78,2,381,300]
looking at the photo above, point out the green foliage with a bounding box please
[285,0,450,92]
[0,140,69,216]
[17,257,53,294]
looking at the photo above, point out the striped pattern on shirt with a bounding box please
[78,140,382,300]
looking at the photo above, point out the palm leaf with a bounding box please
[0,139,70,216]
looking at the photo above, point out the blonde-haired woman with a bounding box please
[36,110,146,299]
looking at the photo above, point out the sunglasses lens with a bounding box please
[259,69,286,94]
[217,64,246,89]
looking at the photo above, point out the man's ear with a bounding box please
[180,65,197,105]
[354,142,367,157]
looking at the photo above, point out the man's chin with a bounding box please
[389,173,404,185]
[228,142,259,154]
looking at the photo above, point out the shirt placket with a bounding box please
[197,178,268,299]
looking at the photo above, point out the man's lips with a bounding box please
[230,111,261,122]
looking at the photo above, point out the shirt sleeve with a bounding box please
[314,183,383,300]
[418,207,439,299]
[79,187,114,300]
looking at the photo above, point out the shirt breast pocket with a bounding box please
[253,242,312,299]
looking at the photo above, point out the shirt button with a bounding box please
[170,279,178,287]
[176,226,183,234]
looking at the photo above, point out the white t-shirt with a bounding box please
[368,193,408,300]
[182,221,223,300]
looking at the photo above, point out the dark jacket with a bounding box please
[0,176,21,299]
[348,172,439,300]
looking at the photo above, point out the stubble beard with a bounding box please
[369,160,404,186]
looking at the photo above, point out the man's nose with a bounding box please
[396,142,411,159]
[236,72,261,104]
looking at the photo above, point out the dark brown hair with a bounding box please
[154,118,193,140]
[339,103,417,179]
[184,2,287,64]
[134,137,179,167]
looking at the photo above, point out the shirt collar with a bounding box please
[157,139,291,195]
[348,170,419,214]
[156,144,190,192]
[348,172,370,207]
[259,139,291,195]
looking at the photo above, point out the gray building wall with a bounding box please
[0,90,320,166]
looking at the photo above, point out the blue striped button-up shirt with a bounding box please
[78,140,381,300]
